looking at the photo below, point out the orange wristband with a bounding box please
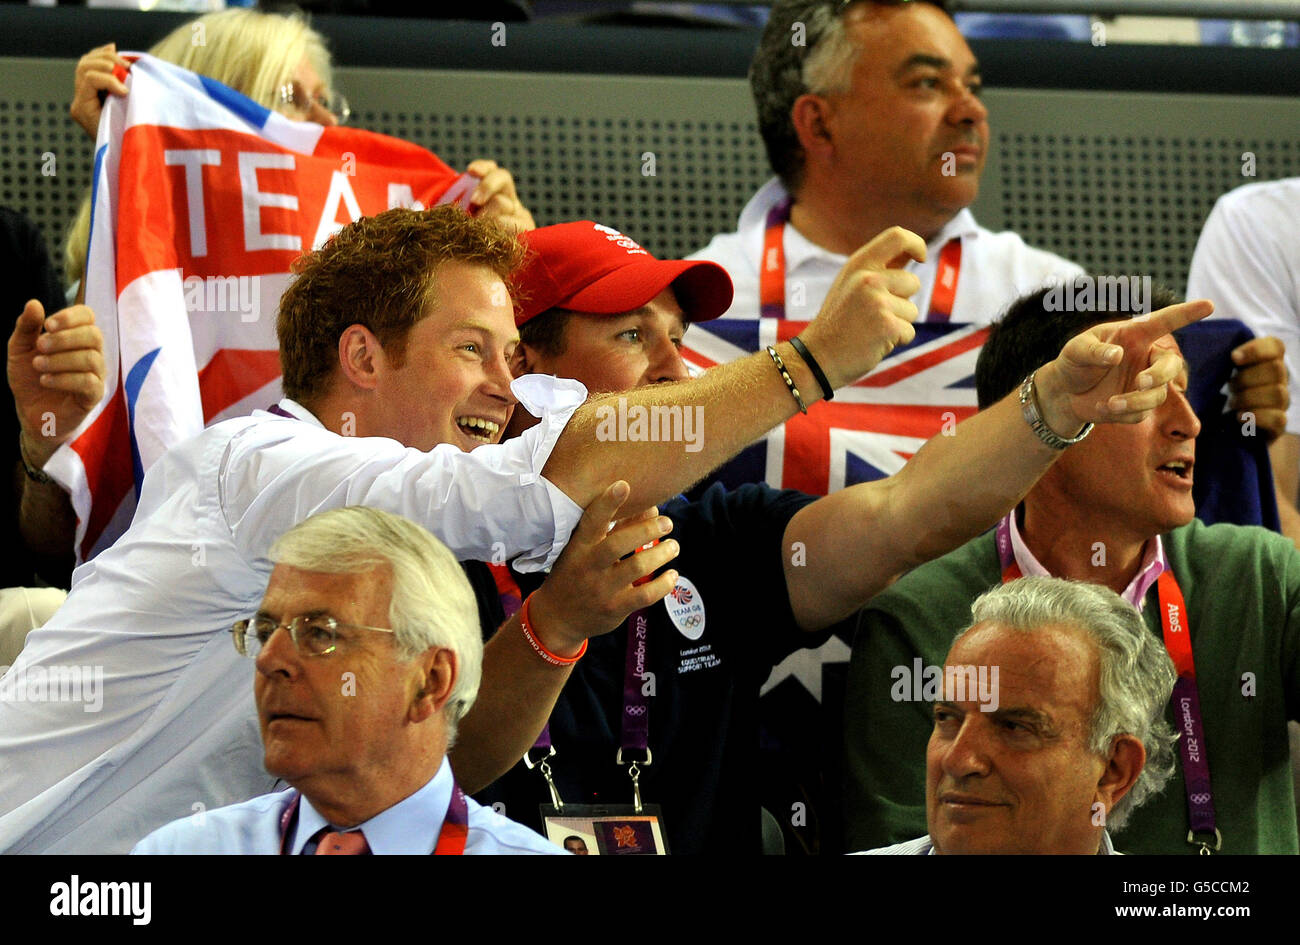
[519,592,587,666]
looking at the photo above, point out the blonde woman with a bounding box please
[64,8,534,287]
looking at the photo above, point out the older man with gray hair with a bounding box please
[134,506,564,855]
[860,577,1177,855]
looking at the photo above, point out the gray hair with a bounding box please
[268,507,483,741]
[750,1,949,190]
[959,577,1177,832]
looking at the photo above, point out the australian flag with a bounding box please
[681,318,989,495]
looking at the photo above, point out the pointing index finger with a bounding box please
[1127,299,1214,347]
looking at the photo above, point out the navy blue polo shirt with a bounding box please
[470,482,830,855]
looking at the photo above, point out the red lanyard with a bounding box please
[278,782,469,854]
[927,239,962,322]
[1155,571,1219,849]
[758,197,962,321]
[1156,570,1195,676]
[488,562,524,618]
[759,197,792,318]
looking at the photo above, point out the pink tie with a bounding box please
[314,829,370,855]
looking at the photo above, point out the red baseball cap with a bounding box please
[513,221,733,325]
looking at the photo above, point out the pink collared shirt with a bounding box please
[1004,512,1167,611]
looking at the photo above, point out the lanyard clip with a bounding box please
[524,746,564,809]
[616,748,653,814]
[1188,827,1221,855]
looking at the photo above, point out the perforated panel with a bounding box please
[975,88,1300,295]
[344,69,771,260]
[0,60,97,268]
[365,111,771,260]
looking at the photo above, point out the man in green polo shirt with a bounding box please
[845,283,1300,855]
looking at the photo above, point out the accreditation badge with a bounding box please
[664,574,705,640]
[540,804,669,855]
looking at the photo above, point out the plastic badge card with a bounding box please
[541,805,669,855]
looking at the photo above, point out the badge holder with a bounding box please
[535,747,669,855]
[535,598,670,854]
[523,745,564,808]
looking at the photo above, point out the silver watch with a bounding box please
[1019,371,1093,450]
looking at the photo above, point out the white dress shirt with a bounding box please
[689,177,1084,325]
[132,758,567,855]
[0,376,585,854]
[1187,177,1300,435]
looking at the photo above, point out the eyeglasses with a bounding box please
[231,614,393,659]
[276,81,351,126]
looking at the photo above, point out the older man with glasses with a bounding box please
[133,506,565,855]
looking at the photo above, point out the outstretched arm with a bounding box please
[784,300,1215,631]
[541,227,927,512]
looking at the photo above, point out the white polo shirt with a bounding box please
[690,177,1084,325]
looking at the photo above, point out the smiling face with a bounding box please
[521,288,691,394]
[375,260,519,452]
[813,2,987,232]
[926,620,1109,855]
[254,563,427,797]
[1040,335,1199,543]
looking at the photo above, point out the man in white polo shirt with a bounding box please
[692,0,1285,441]
[694,0,1080,325]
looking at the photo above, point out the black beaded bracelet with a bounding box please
[765,345,807,414]
[18,434,55,485]
[789,335,833,402]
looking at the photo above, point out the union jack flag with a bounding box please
[48,55,465,563]
[681,319,990,495]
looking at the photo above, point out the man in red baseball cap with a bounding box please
[502,221,731,422]
[466,219,1211,855]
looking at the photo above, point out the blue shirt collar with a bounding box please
[289,758,453,855]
